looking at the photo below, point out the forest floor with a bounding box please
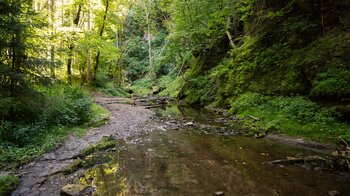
[11,94,154,196]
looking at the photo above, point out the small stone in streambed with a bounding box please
[61,184,95,196]
[184,122,194,126]
[214,191,224,195]
[313,167,322,171]
[328,190,340,196]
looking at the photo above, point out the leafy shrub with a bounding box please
[230,93,349,143]
[131,77,153,95]
[0,175,19,196]
[0,121,12,142]
[311,66,350,98]
[230,93,267,114]
[42,86,92,127]
[0,85,93,147]
[97,82,130,97]
[158,75,184,98]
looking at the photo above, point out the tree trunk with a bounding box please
[67,4,82,84]
[48,0,55,77]
[93,0,109,83]
[143,0,155,83]
[86,1,92,83]
[226,31,235,48]
[67,45,73,84]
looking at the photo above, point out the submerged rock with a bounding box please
[328,190,340,196]
[184,122,194,126]
[60,184,95,196]
[214,191,225,195]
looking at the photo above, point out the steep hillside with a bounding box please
[180,0,350,106]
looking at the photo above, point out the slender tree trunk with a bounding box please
[48,0,55,77]
[93,0,109,83]
[320,0,326,36]
[143,0,155,83]
[226,31,235,48]
[67,4,82,84]
[10,35,15,97]
[67,45,73,84]
[34,0,37,11]
[86,1,92,83]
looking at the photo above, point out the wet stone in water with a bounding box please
[60,184,95,196]
[214,191,225,195]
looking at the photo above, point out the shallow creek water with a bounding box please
[77,105,350,195]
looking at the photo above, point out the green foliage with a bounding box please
[312,66,350,98]
[0,84,112,169]
[124,36,149,81]
[158,75,183,98]
[42,85,93,127]
[0,175,19,196]
[130,77,153,96]
[95,82,130,97]
[184,76,216,105]
[230,93,349,143]
[237,0,256,24]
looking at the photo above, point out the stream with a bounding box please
[73,104,350,196]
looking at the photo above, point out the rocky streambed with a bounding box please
[9,96,350,196]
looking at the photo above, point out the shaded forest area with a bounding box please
[1,0,350,186]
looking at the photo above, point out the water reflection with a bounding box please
[78,106,350,195]
[79,161,127,196]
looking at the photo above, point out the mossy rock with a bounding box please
[61,184,95,196]
[76,137,117,158]
[62,159,84,174]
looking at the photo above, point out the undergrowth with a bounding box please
[0,175,19,196]
[95,82,131,97]
[230,93,350,144]
[0,85,110,169]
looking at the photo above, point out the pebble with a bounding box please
[328,190,340,196]
[214,191,225,195]
[313,167,322,171]
[184,122,194,126]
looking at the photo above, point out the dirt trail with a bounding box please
[12,95,154,196]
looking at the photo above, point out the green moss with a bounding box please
[63,138,117,174]
[62,159,84,174]
[76,137,117,158]
[89,104,110,128]
[0,175,19,196]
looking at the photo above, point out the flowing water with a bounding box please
[77,105,350,196]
